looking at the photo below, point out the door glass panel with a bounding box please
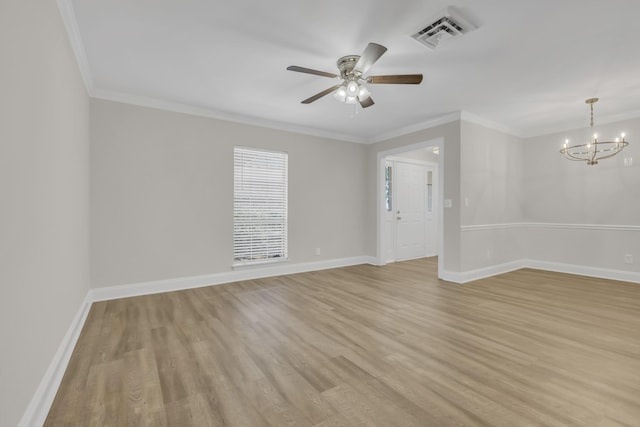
[385,165,392,211]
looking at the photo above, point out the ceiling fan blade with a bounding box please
[287,65,338,78]
[368,74,423,84]
[301,85,342,104]
[359,96,375,108]
[354,43,387,75]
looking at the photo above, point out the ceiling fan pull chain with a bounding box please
[351,102,359,118]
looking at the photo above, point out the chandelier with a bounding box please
[560,98,629,165]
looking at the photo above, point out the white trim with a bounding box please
[385,156,432,166]
[89,256,377,302]
[439,260,526,284]
[461,222,522,231]
[19,252,639,424]
[461,222,640,232]
[523,259,640,284]
[524,222,640,231]
[56,0,93,92]
[368,113,461,144]
[87,93,640,144]
[46,0,640,148]
[90,89,367,144]
[521,109,640,139]
[376,138,445,279]
[19,294,93,427]
[19,255,376,424]
[439,259,640,284]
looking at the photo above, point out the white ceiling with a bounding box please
[66,0,640,142]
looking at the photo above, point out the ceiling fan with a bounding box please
[287,42,423,109]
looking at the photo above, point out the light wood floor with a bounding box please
[45,258,640,426]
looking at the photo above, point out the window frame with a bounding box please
[233,146,288,267]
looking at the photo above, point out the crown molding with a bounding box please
[367,110,528,144]
[89,86,640,146]
[89,88,549,145]
[367,112,463,144]
[522,109,640,139]
[91,88,368,144]
[56,0,93,92]
[93,88,504,145]
[53,0,640,146]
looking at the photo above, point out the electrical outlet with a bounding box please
[624,254,633,264]
[315,247,321,256]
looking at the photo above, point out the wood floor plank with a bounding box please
[164,393,224,427]
[45,257,640,426]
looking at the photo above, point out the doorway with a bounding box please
[383,158,438,262]
[377,138,444,276]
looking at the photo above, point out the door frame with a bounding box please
[376,138,445,278]
[384,157,435,262]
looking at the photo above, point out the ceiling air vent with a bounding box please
[411,7,477,49]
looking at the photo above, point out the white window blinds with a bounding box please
[233,147,288,264]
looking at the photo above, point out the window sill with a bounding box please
[232,258,289,269]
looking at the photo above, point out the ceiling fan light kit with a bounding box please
[287,42,423,109]
[560,98,629,165]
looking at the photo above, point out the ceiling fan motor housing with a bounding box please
[337,55,361,79]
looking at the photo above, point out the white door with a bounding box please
[395,161,426,260]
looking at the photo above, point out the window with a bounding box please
[233,147,288,265]
[385,163,393,211]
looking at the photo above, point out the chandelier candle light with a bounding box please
[560,98,629,165]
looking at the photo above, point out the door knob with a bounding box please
[397,216,402,220]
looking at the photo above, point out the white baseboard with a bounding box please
[440,259,640,284]
[21,256,376,426]
[439,260,526,283]
[21,254,637,425]
[523,259,640,284]
[89,256,378,302]
[19,294,93,427]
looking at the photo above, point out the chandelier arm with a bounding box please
[563,151,588,161]
[591,146,628,161]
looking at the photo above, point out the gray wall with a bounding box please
[367,119,526,275]
[523,117,640,273]
[90,99,369,287]
[0,1,90,425]
[452,116,639,276]
[4,2,639,420]
[460,121,525,270]
[367,121,462,272]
